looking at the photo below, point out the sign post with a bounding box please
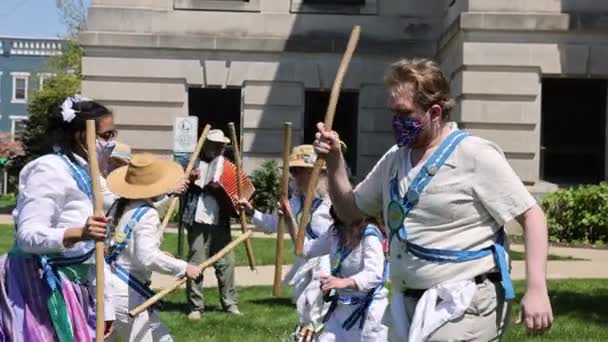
[173,116,199,258]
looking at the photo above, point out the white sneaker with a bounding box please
[226,307,242,315]
[187,311,201,320]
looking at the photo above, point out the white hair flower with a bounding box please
[60,94,93,123]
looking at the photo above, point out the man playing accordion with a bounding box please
[181,129,242,320]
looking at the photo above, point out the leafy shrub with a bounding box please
[541,183,608,244]
[250,160,281,213]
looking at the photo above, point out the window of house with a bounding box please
[11,73,29,103]
[10,116,28,141]
[39,73,54,89]
[304,90,359,175]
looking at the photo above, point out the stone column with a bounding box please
[241,81,305,172]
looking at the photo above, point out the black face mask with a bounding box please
[201,143,225,162]
[200,153,215,163]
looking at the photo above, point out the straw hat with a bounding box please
[111,141,132,163]
[107,153,184,199]
[289,145,320,169]
[287,140,348,169]
[207,129,230,144]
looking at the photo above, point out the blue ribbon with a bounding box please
[106,206,150,264]
[299,197,323,240]
[388,130,470,242]
[105,205,162,307]
[58,153,93,200]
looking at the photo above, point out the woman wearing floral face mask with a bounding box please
[314,59,553,341]
[93,111,118,178]
[0,95,116,341]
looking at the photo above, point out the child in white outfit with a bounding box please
[240,144,334,336]
[305,209,389,342]
[106,153,201,342]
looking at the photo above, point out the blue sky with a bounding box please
[0,0,89,38]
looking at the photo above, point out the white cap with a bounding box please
[207,129,230,144]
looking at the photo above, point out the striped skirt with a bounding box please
[0,254,96,342]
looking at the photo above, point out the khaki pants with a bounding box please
[394,279,511,342]
[186,222,238,312]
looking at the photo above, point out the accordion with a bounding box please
[203,158,255,217]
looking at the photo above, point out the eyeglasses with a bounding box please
[97,129,118,141]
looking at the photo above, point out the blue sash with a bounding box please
[324,225,388,330]
[58,153,93,200]
[295,196,323,240]
[385,130,515,301]
[105,205,160,306]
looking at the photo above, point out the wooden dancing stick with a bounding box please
[295,25,361,256]
[228,122,257,272]
[129,230,253,317]
[273,122,292,297]
[160,124,211,232]
[85,120,105,341]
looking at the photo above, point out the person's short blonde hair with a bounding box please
[384,58,455,119]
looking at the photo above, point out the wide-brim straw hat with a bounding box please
[207,129,230,144]
[107,153,184,199]
[111,141,132,164]
[286,141,348,170]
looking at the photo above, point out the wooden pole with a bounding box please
[129,230,253,317]
[228,122,256,272]
[160,124,211,232]
[273,122,292,297]
[295,25,361,256]
[85,120,105,341]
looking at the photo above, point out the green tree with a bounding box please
[250,160,281,213]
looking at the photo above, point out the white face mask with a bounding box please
[97,138,116,176]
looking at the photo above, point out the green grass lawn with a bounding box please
[159,279,608,341]
[0,225,579,264]
[161,233,297,266]
[0,194,16,208]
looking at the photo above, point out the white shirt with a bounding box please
[251,194,333,292]
[108,200,188,295]
[354,127,536,290]
[304,227,387,299]
[194,157,224,225]
[12,153,116,320]
[252,195,333,238]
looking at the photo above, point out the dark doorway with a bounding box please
[188,88,242,140]
[541,78,607,184]
[304,90,358,175]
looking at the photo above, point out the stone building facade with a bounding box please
[80,0,608,189]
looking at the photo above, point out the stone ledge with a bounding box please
[460,12,570,32]
[466,0,562,13]
[290,0,377,15]
[174,0,261,12]
[79,31,434,56]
